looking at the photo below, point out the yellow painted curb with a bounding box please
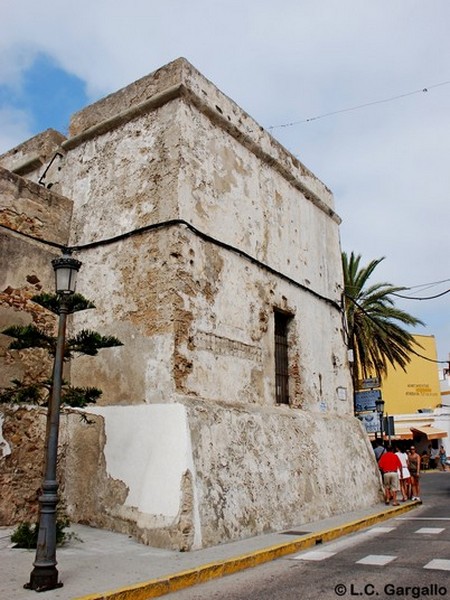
[74,501,420,600]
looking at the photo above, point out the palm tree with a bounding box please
[342,251,424,390]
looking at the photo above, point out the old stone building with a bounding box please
[0,58,381,550]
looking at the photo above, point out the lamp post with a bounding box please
[25,251,81,592]
[375,398,385,444]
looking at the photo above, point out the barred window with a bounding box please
[274,311,291,404]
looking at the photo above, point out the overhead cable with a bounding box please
[405,277,450,291]
[392,288,450,301]
[0,220,341,312]
[269,79,450,129]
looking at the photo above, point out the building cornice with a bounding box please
[5,59,341,225]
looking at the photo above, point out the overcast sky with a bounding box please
[1,0,449,361]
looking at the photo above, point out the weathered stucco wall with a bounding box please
[64,404,202,550]
[63,99,182,247]
[0,58,382,550]
[0,407,47,525]
[0,169,73,526]
[61,402,380,551]
[29,58,349,411]
[0,168,73,395]
[0,166,72,248]
[187,401,379,547]
[0,129,66,179]
[177,101,341,299]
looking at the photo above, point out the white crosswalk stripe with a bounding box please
[397,517,450,521]
[367,527,397,534]
[295,550,337,561]
[292,526,397,561]
[424,559,450,571]
[292,524,448,569]
[356,554,397,566]
[415,527,445,534]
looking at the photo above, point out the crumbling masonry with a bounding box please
[0,58,381,550]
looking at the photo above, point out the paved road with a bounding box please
[166,472,450,600]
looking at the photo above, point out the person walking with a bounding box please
[438,445,449,472]
[374,440,386,461]
[378,445,402,506]
[408,446,421,501]
[430,445,440,469]
[395,445,411,502]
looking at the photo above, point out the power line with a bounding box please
[0,221,341,312]
[268,79,450,130]
[392,288,450,301]
[404,278,450,291]
[392,277,450,300]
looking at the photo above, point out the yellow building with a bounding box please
[358,335,449,450]
[371,335,449,453]
[380,334,441,414]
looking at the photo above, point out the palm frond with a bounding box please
[343,251,424,385]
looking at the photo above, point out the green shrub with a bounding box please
[11,519,71,549]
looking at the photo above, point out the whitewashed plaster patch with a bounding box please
[88,403,202,546]
[0,414,12,458]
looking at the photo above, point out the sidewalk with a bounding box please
[0,499,420,600]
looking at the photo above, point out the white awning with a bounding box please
[368,428,413,441]
[410,426,448,440]
[389,428,414,440]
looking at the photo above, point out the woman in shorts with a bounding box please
[395,445,411,501]
[408,446,421,501]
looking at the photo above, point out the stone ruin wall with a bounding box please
[187,401,380,547]
[0,168,69,525]
[0,168,72,407]
[31,58,350,412]
[0,58,382,549]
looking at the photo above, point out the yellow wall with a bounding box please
[381,335,441,414]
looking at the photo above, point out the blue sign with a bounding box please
[355,389,381,413]
[358,412,379,434]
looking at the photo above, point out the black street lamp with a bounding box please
[375,398,385,444]
[25,251,81,592]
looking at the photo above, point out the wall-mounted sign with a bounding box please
[358,378,380,389]
[358,412,379,434]
[354,389,381,413]
[336,386,347,401]
[384,416,395,437]
[406,383,439,397]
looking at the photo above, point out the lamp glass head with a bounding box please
[52,253,82,295]
[375,398,385,414]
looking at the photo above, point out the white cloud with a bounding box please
[1,0,449,356]
[0,107,33,154]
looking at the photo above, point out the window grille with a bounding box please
[275,311,291,404]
